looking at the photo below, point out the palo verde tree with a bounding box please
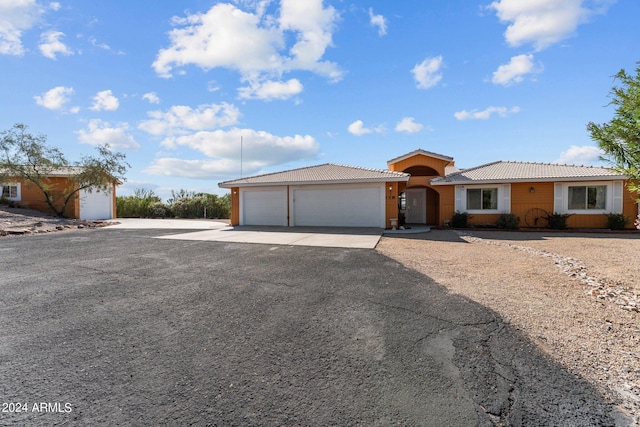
[0,123,129,217]
[587,62,640,196]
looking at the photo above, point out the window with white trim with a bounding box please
[568,185,606,210]
[466,188,498,210]
[1,183,20,201]
[455,184,510,213]
[554,181,622,214]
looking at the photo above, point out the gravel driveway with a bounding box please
[0,227,633,425]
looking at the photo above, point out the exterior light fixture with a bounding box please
[529,187,535,193]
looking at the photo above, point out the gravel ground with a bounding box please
[377,229,640,426]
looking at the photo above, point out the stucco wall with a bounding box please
[17,177,79,218]
[388,154,451,177]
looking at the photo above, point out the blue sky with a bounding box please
[1,0,639,199]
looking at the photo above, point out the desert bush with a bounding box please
[496,213,520,229]
[116,188,162,217]
[168,190,230,219]
[147,201,171,218]
[547,212,572,230]
[451,211,471,228]
[604,213,628,230]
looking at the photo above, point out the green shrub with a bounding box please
[604,213,628,230]
[168,190,230,219]
[496,213,520,230]
[116,188,162,217]
[117,188,231,219]
[147,201,171,218]
[451,211,471,228]
[547,212,572,230]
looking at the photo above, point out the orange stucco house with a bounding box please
[1,169,118,220]
[219,149,639,230]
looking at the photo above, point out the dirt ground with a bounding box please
[377,229,640,425]
[0,206,112,235]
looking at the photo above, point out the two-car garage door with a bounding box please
[240,184,385,228]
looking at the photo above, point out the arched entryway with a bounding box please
[399,165,442,225]
[400,186,440,225]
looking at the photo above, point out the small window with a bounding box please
[568,185,606,210]
[467,188,497,210]
[398,191,406,210]
[2,185,18,199]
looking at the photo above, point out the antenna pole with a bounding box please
[240,135,243,178]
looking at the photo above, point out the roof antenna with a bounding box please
[240,135,243,178]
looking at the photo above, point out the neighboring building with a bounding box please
[1,169,118,220]
[219,149,639,229]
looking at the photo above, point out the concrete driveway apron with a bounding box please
[107,219,383,249]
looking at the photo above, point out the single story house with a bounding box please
[1,168,118,220]
[218,149,639,229]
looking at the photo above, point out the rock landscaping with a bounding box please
[0,206,113,236]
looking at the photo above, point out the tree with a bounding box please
[0,123,129,217]
[587,62,640,196]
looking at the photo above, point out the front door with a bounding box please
[405,188,426,224]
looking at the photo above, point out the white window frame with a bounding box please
[455,184,510,214]
[554,181,622,214]
[1,182,21,201]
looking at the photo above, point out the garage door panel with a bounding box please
[80,188,113,220]
[293,186,383,227]
[242,188,287,226]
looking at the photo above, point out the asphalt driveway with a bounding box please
[0,228,618,426]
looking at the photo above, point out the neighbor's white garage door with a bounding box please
[79,187,113,220]
[241,187,288,226]
[292,184,385,227]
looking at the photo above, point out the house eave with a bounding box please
[219,176,410,188]
[430,175,627,186]
[387,149,454,166]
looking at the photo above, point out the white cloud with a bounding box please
[152,1,342,86]
[412,56,443,89]
[90,90,119,111]
[144,126,319,178]
[76,119,140,150]
[143,158,262,179]
[555,145,603,164]
[369,8,387,36]
[492,54,541,86]
[138,103,241,140]
[348,120,372,136]
[38,30,73,59]
[0,0,44,55]
[395,117,424,134]
[488,0,614,51]
[49,2,60,11]
[167,127,317,161]
[454,106,520,120]
[87,36,124,55]
[33,85,74,110]
[142,92,160,104]
[238,78,303,101]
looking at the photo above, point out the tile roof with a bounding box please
[431,161,626,184]
[387,148,454,166]
[219,163,410,187]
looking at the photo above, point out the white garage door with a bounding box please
[241,187,287,226]
[292,184,384,227]
[79,188,113,220]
